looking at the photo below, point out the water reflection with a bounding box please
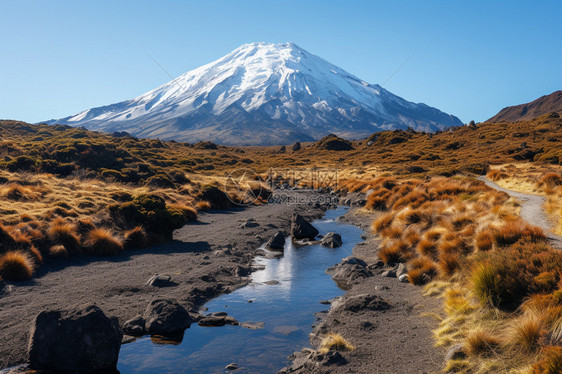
[118,207,363,374]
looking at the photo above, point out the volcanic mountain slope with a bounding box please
[45,42,463,145]
[487,90,562,123]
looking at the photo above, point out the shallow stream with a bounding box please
[117,207,363,373]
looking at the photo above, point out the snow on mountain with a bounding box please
[45,42,463,145]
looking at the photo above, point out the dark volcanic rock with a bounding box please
[291,213,319,240]
[144,299,192,335]
[198,313,239,327]
[321,232,342,248]
[28,304,122,373]
[123,315,146,336]
[331,294,391,314]
[267,231,286,250]
[327,257,374,290]
[292,142,301,151]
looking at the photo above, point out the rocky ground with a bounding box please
[280,208,445,374]
[0,191,329,369]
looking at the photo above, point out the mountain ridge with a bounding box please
[487,90,562,123]
[45,42,463,145]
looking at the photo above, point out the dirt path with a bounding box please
[0,194,327,369]
[479,176,562,249]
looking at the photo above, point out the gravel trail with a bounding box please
[479,176,562,249]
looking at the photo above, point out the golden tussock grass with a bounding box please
[49,245,68,258]
[465,329,502,357]
[85,228,124,256]
[378,239,412,264]
[366,175,562,371]
[124,226,148,249]
[532,346,562,374]
[48,219,81,254]
[0,250,35,281]
[475,229,494,251]
[507,312,546,352]
[194,200,212,211]
[318,333,355,354]
[492,221,546,247]
[407,256,437,285]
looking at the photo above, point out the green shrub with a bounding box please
[197,185,231,209]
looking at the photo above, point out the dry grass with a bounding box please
[532,346,562,374]
[318,333,355,354]
[465,330,501,356]
[48,245,68,258]
[366,175,562,372]
[0,251,35,281]
[124,226,148,249]
[48,219,81,254]
[487,164,562,235]
[85,228,124,256]
[194,201,212,211]
[508,312,546,352]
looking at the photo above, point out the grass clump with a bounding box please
[0,251,35,281]
[85,228,124,256]
[318,333,355,354]
[124,226,148,249]
[532,346,562,374]
[465,330,501,356]
[47,219,81,254]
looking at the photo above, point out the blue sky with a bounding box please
[1,0,560,123]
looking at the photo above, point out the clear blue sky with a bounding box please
[1,0,561,123]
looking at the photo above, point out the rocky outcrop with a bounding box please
[28,304,121,373]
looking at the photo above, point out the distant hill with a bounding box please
[487,90,562,122]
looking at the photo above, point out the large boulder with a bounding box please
[327,257,373,290]
[291,213,319,240]
[144,299,192,335]
[267,231,286,251]
[331,294,391,314]
[28,304,121,373]
[321,232,342,248]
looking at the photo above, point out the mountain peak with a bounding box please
[45,43,463,145]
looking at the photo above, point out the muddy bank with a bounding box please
[281,208,444,374]
[0,192,330,369]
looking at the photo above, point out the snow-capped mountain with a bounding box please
[45,42,462,145]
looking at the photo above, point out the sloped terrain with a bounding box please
[487,90,562,122]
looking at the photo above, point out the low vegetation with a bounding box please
[318,333,355,354]
[345,174,562,372]
[0,113,560,372]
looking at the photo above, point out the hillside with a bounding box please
[45,42,463,145]
[487,90,562,122]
